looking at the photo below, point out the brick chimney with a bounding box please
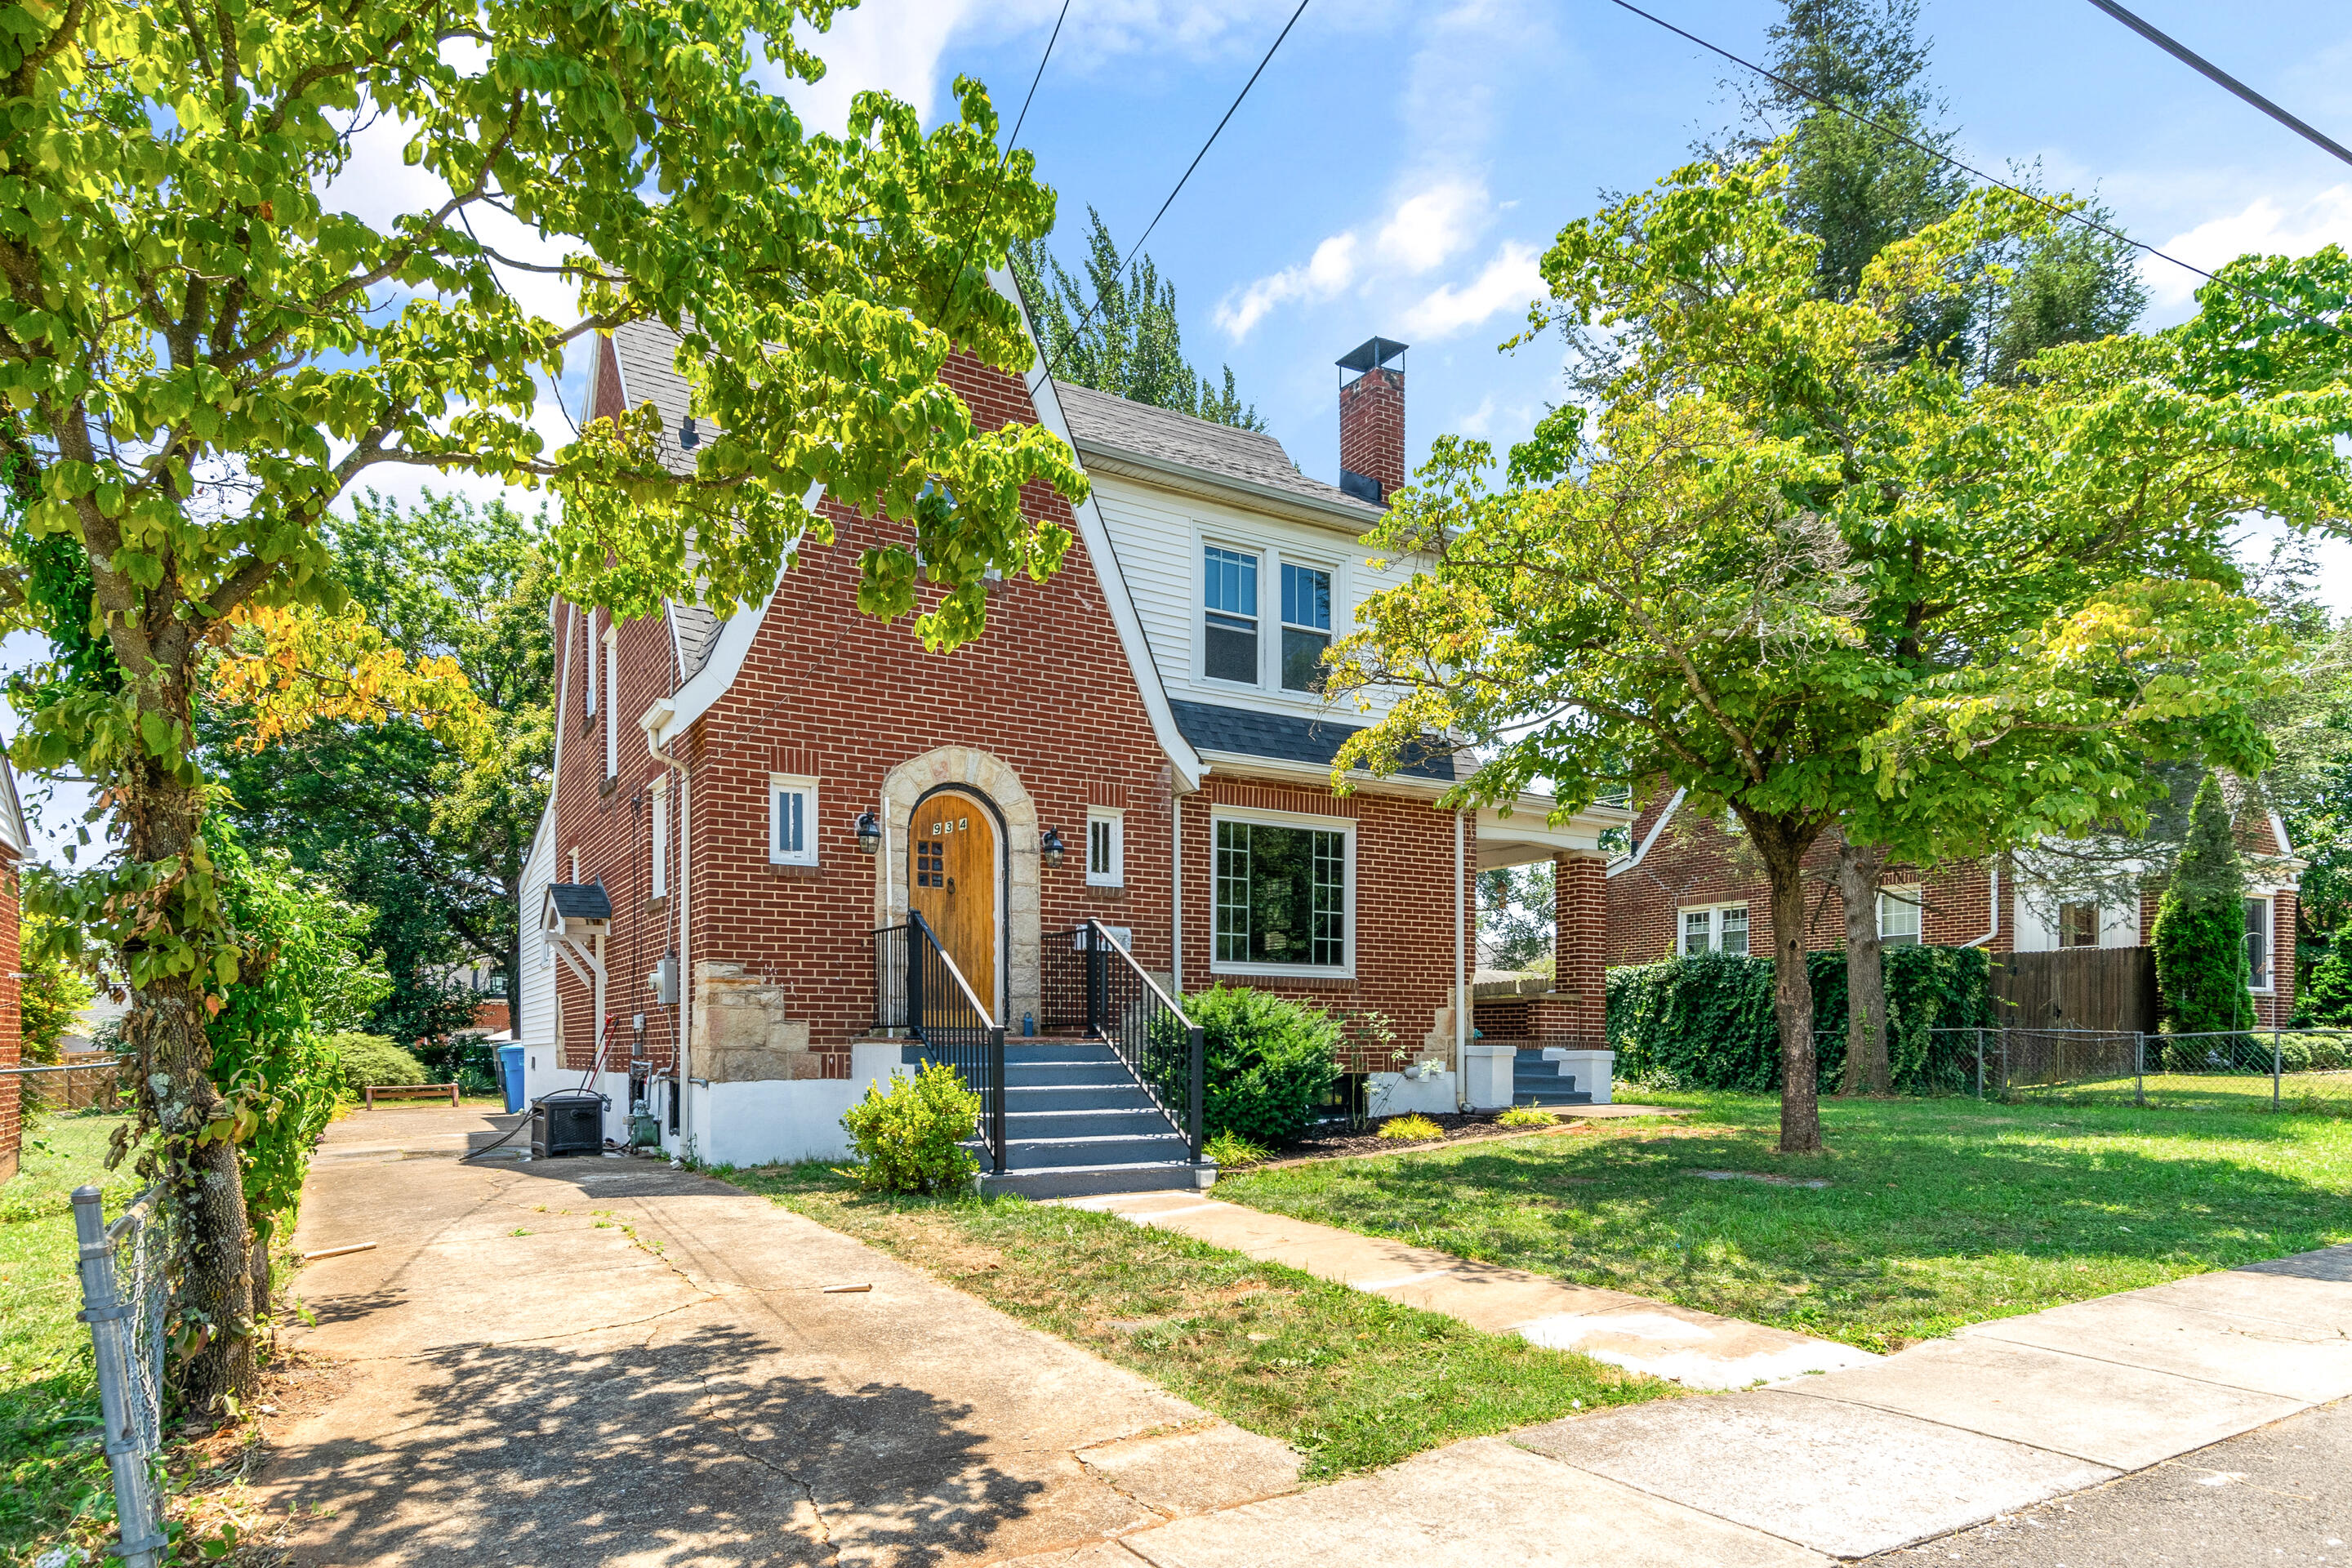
[1337,336,1407,506]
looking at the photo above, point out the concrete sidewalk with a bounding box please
[1065,1190,1879,1388]
[1008,1237,2352,1566]
[261,1107,1303,1566]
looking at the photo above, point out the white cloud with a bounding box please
[2145,185,2352,311]
[1399,240,1542,341]
[1375,180,1484,274]
[1214,233,1360,339]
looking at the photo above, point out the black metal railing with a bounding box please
[1044,921,1205,1160]
[872,913,1006,1174]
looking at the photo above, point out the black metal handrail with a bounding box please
[872,913,1006,1174]
[1043,921,1205,1160]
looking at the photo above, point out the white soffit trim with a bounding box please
[1194,748,1445,800]
[1605,786,1686,879]
[0,755,29,856]
[996,265,1204,792]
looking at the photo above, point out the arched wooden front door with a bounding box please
[908,791,999,1016]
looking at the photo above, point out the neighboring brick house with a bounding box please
[0,760,32,1182]
[1604,786,2304,1026]
[516,287,1626,1174]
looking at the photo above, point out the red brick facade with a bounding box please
[1605,792,2301,1024]
[546,345,1477,1088]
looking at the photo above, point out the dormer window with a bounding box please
[1204,546,1259,684]
[1280,564,1331,692]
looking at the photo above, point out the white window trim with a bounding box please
[650,776,670,898]
[1677,901,1750,957]
[1086,807,1125,888]
[603,625,619,779]
[1276,559,1334,694]
[771,773,818,866]
[583,607,598,717]
[1878,884,1924,946]
[1200,541,1263,689]
[1196,532,1350,697]
[1209,804,1356,979]
[2247,893,2275,994]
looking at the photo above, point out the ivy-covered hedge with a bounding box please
[1606,946,1995,1094]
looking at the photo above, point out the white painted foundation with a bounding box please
[666,1042,908,1169]
[1367,1067,1459,1116]
[1462,1043,1517,1110]
[1548,1048,1615,1104]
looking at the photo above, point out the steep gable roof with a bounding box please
[1054,381,1382,528]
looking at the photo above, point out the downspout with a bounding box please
[1455,808,1468,1111]
[1171,792,1183,995]
[1965,862,2001,948]
[644,707,692,1155]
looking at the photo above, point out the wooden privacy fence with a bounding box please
[1991,948,2158,1036]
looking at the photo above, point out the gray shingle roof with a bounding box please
[608,320,729,680]
[546,882,612,921]
[1169,700,1457,783]
[1053,381,1382,522]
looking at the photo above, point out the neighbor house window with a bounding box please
[2059,902,2100,949]
[771,774,817,866]
[651,777,669,898]
[1878,887,1922,947]
[2246,898,2272,991]
[1280,562,1332,692]
[583,608,597,718]
[1203,546,1259,684]
[1086,808,1124,888]
[1680,904,1748,956]
[604,629,619,778]
[1214,815,1350,972]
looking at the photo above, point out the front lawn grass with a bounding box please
[723,1163,1672,1479]
[1,1113,143,1564]
[1214,1092,2352,1355]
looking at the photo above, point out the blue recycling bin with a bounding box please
[498,1044,526,1114]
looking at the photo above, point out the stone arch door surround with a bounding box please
[878,746,1040,1028]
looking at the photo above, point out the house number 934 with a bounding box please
[930,818,970,835]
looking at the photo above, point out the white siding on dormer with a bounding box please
[1089,472,1414,724]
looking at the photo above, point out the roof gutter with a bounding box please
[1072,441,1387,537]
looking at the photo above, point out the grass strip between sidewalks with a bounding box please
[1214,1092,2352,1354]
[721,1163,1673,1479]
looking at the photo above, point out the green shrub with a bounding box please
[1605,945,1993,1094]
[1377,1113,1445,1141]
[2153,774,2256,1036]
[2296,949,2352,1028]
[334,1031,426,1093]
[1187,985,1343,1145]
[1496,1106,1557,1128]
[1202,1129,1270,1169]
[839,1061,981,1194]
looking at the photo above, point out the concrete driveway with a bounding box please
[262,1106,1299,1567]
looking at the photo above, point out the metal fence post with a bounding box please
[1188,1025,1206,1162]
[1975,1027,1984,1101]
[2274,1022,2283,1111]
[2134,1031,2145,1107]
[988,1026,1008,1174]
[70,1188,163,1568]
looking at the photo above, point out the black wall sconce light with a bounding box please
[1040,826,1067,870]
[853,810,880,855]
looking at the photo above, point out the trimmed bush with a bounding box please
[2153,774,2256,1036]
[333,1031,427,1093]
[1606,945,1993,1094]
[1203,1129,1270,1169]
[1187,985,1343,1145]
[1496,1106,1557,1128]
[1377,1113,1445,1141]
[840,1061,981,1194]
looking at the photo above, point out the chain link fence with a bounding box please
[69,1183,169,1568]
[1934,1026,2352,1111]
[7,1057,131,1117]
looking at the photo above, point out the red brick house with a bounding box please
[515,284,1625,1190]
[0,759,33,1181]
[1604,786,2303,1027]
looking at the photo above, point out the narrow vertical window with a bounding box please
[1279,562,1333,692]
[1718,906,1748,956]
[1878,887,1922,947]
[1682,909,1713,956]
[651,777,670,898]
[772,775,817,866]
[2245,898,2270,990]
[583,608,598,717]
[604,631,619,778]
[1203,546,1260,684]
[1086,809,1123,888]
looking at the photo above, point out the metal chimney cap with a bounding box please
[1336,336,1409,373]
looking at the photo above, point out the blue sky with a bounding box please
[785,0,2352,600]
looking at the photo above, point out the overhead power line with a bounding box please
[2080,0,2352,172]
[1045,0,1313,376]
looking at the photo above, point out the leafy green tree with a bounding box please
[1333,155,2332,1153]
[3,0,1081,1408]
[2152,774,2256,1036]
[208,491,554,1044]
[18,915,96,1066]
[1013,208,1263,430]
[1478,863,1556,972]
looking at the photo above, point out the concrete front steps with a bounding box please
[1512,1048,1595,1108]
[901,1037,1214,1200]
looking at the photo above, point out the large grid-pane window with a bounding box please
[1215,820,1347,968]
[1279,562,1332,692]
[2246,898,2271,990]
[1681,906,1748,956]
[1203,546,1260,684]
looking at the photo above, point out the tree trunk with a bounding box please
[1838,837,1891,1097]
[123,672,257,1412]
[1753,819,1824,1154]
